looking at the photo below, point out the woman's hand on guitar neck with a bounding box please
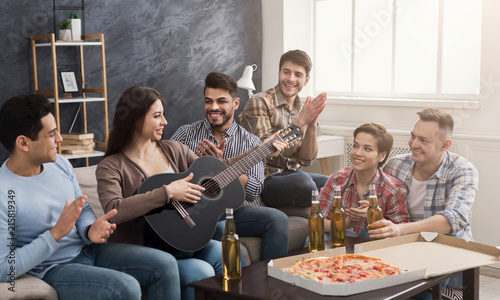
[165,173,205,203]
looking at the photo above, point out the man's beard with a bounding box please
[207,111,232,128]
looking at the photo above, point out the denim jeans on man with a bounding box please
[213,205,289,260]
[164,239,223,300]
[145,224,225,300]
[261,169,329,207]
[43,243,180,299]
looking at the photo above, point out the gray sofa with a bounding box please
[0,165,309,299]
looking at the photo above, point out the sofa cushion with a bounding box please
[240,237,261,264]
[0,274,58,300]
[276,204,311,219]
[74,165,104,218]
[288,216,308,251]
[239,216,308,264]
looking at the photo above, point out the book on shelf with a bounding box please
[61,138,94,146]
[62,149,95,155]
[61,132,94,140]
[60,143,95,151]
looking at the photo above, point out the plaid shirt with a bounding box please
[239,85,315,176]
[319,167,409,234]
[383,152,478,241]
[170,119,264,202]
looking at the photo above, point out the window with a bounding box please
[314,0,482,100]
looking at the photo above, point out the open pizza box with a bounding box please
[267,232,500,296]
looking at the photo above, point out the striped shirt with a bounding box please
[239,85,314,176]
[170,119,264,202]
[319,167,409,234]
[383,152,478,241]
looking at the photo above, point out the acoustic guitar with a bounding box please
[138,124,303,252]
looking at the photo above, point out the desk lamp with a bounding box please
[237,64,257,98]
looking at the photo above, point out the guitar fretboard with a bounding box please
[213,137,277,188]
[212,124,302,189]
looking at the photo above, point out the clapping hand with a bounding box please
[196,138,226,159]
[296,92,327,127]
[88,209,118,243]
[50,195,87,242]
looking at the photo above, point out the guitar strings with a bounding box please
[175,143,275,210]
[175,127,300,209]
[172,199,188,217]
[197,130,295,196]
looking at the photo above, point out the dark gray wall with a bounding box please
[0,0,262,165]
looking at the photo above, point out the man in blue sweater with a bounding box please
[0,95,180,299]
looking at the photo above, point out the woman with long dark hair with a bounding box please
[97,86,284,299]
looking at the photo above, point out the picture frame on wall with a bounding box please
[60,71,79,93]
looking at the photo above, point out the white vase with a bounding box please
[59,29,72,41]
[69,19,81,40]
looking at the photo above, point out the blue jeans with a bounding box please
[43,243,180,299]
[166,240,223,300]
[261,169,329,207]
[213,205,289,260]
[346,228,370,239]
[146,229,224,300]
[177,258,215,300]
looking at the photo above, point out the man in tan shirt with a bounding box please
[239,49,328,207]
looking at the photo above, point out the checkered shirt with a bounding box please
[383,152,478,241]
[319,167,409,234]
[170,119,264,202]
[239,85,315,176]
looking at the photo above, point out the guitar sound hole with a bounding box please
[201,178,221,198]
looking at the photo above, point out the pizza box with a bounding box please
[267,232,500,296]
[267,246,425,296]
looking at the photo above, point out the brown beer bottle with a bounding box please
[330,185,346,247]
[367,184,383,229]
[308,190,325,252]
[221,208,241,281]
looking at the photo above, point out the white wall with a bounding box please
[261,0,284,90]
[262,0,313,95]
[262,0,500,247]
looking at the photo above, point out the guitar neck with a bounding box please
[213,137,277,189]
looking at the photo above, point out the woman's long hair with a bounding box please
[105,86,164,157]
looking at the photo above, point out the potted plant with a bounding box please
[56,19,72,41]
[68,12,81,41]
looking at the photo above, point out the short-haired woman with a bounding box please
[319,123,409,239]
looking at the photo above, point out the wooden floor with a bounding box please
[479,266,500,300]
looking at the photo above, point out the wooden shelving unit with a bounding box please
[30,33,108,166]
